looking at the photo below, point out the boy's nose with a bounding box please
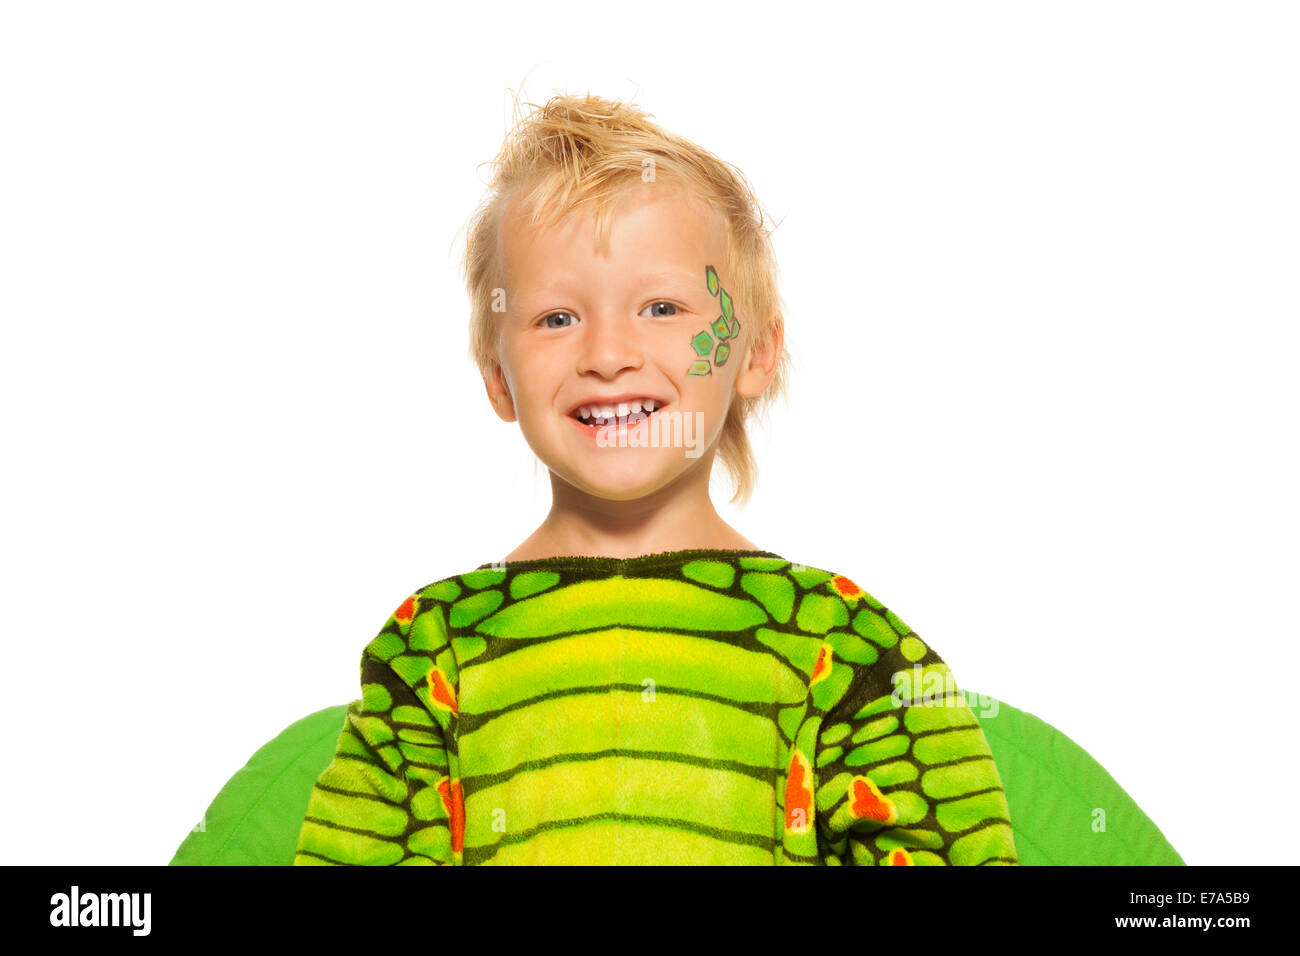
[575,314,645,377]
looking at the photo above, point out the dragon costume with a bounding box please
[292,548,1017,865]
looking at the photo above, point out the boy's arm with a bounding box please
[293,646,459,866]
[813,627,1017,866]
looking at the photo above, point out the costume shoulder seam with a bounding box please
[353,577,452,666]
[413,563,505,600]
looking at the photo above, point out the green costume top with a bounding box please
[293,548,1017,865]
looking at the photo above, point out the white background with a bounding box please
[2,0,1296,866]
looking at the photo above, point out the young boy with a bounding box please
[293,94,1017,866]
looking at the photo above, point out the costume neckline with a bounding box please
[474,547,784,572]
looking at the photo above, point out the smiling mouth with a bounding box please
[572,400,668,428]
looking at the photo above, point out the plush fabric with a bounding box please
[170,691,1182,866]
[169,548,1179,865]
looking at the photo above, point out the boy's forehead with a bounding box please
[499,181,726,282]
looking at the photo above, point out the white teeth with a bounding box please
[575,398,660,423]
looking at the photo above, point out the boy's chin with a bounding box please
[559,458,683,501]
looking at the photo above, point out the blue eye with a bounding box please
[540,311,576,329]
[641,301,679,318]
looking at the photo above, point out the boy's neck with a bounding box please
[502,465,758,563]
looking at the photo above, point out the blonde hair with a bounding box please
[460,92,791,506]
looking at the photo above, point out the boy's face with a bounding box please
[486,181,777,501]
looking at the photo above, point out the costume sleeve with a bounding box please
[813,616,1017,866]
[293,594,461,865]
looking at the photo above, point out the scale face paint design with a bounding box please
[688,264,742,375]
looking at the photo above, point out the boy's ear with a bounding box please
[483,362,516,422]
[734,313,784,399]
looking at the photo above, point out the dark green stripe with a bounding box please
[459,745,783,791]
[459,680,784,739]
[463,811,776,865]
[461,621,814,681]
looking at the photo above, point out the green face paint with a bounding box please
[688,264,742,376]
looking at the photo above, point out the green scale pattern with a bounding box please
[293,549,1018,865]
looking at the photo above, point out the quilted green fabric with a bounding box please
[971,694,1184,865]
[171,705,349,866]
[170,692,1183,865]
